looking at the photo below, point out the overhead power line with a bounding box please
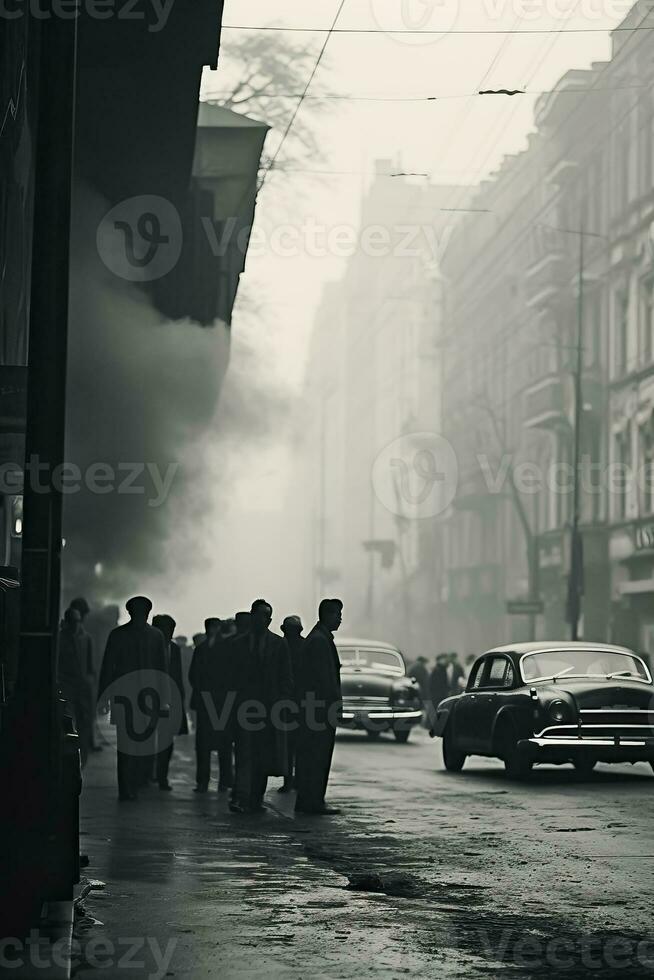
[221,23,654,35]
[257,0,347,186]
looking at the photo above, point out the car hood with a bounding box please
[340,669,400,699]
[535,678,654,709]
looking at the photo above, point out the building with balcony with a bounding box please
[438,45,614,653]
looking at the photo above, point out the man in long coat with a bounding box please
[98,596,170,801]
[231,599,292,813]
[295,598,343,816]
[278,615,305,793]
[189,617,234,793]
[152,613,188,791]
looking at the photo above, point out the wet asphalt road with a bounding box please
[76,723,654,980]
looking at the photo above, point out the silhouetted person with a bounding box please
[98,596,170,802]
[428,654,450,728]
[189,618,234,793]
[69,596,101,753]
[221,618,237,640]
[278,615,305,793]
[153,614,188,791]
[231,600,292,813]
[448,651,465,694]
[295,598,343,816]
[58,607,90,767]
[234,611,251,637]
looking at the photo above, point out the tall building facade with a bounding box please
[439,0,654,658]
[292,161,465,658]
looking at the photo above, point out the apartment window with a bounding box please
[639,96,654,196]
[640,278,654,366]
[613,288,629,377]
[639,414,654,515]
[614,427,632,521]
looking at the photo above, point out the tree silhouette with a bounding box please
[203,32,334,174]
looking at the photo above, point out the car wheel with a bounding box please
[393,727,410,743]
[442,726,466,772]
[500,725,532,780]
[573,757,597,776]
[366,729,381,739]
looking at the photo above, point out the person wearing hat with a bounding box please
[98,596,170,801]
[278,615,305,793]
[189,617,234,793]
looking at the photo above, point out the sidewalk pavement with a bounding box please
[73,721,437,980]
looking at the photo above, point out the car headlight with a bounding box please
[548,699,570,724]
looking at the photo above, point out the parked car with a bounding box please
[430,642,654,778]
[337,637,423,742]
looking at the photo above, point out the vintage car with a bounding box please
[431,641,654,778]
[337,637,423,742]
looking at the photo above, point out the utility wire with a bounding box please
[202,83,647,102]
[257,0,347,187]
[221,23,654,35]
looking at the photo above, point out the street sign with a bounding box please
[506,599,544,616]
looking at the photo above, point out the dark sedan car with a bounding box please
[431,642,654,778]
[337,637,423,742]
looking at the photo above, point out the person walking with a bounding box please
[189,618,234,794]
[58,607,90,767]
[278,615,305,793]
[428,654,450,730]
[448,651,465,694]
[230,600,292,814]
[69,596,101,753]
[152,614,188,791]
[294,599,343,816]
[98,596,170,802]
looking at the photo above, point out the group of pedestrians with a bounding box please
[95,595,345,815]
[408,651,469,725]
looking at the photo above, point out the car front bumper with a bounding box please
[339,707,423,730]
[520,735,654,763]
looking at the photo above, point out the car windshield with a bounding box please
[521,649,650,683]
[337,647,404,674]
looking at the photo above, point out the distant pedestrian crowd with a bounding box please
[406,651,473,726]
[57,596,344,816]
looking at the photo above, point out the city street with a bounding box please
[75,724,654,979]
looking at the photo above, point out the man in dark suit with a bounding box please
[152,614,188,791]
[98,596,170,801]
[278,615,305,793]
[295,598,343,816]
[231,599,293,813]
[189,617,234,793]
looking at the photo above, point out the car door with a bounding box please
[475,655,515,752]
[454,657,488,753]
